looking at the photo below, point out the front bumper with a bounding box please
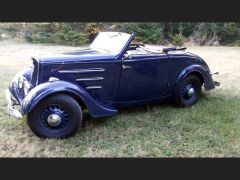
[211,71,220,87]
[214,81,220,87]
[203,71,220,91]
[5,89,23,119]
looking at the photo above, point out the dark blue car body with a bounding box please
[7,32,218,119]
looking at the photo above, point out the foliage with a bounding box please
[51,31,89,46]
[28,32,53,43]
[1,22,240,46]
[235,41,240,46]
[219,23,240,43]
[171,33,187,46]
[124,23,164,43]
[25,23,89,46]
[190,23,240,45]
[230,40,240,47]
[170,25,187,46]
[172,23,197,37]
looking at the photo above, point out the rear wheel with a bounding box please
[27,94,82,138]
[175,75,202,107]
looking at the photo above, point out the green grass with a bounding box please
[0,41,240,157]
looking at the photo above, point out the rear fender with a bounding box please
[21,80,118,117]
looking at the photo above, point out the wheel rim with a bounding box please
[40,105,69,132]
[182,83,196,100]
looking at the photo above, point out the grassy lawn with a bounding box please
[0,41,240,157]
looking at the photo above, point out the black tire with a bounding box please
[175,75,202,107]
[27,94,82,138]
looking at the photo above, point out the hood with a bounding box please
[32,48,116,64]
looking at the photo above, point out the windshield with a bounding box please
[89,32,132,55]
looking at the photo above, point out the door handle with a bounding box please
[122,65,132,69]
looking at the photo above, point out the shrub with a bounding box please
[232,40,240,47]
[170,25,187,46]
[52,31,89,46]
[190,23,240,45]
[26,31,89,46]
[2,22,240,46]
[172,23,197,37]
[30,32,53,43]
[171,33,186,46]
[124,23,164,44]
[219,23,240,43]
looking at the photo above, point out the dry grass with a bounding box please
[0,41,240,157]
[187,46,240,96]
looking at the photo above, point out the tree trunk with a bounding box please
[163,23,173,39]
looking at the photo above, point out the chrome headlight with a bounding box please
[23,80,31,95]
[18,76,24,88]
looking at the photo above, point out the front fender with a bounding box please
[177,64,215,91]
[21,80,118,117]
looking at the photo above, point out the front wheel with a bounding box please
[174,75,202,107]
[27,94,82,138]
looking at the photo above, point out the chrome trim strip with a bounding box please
[76,77,104,81]
[86,86,102,89]
[59,68,105,73]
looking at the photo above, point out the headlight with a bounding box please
[23,80,31,95]
[18,76,24,88]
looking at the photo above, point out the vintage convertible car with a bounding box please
[5,32,220,138]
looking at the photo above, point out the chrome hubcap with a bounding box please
[187,88,195,97]
[47,114,62,126]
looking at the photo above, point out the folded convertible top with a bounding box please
[138,45,187,54]
[162,47,187,53]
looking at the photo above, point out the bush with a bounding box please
[2,22,240,46]
[219,23,240,43]
[171,33,186,46]
[170,25,187,46]
[52,31,89,46]
[172,23,197,37]
[26,30,89,46]
[231,40,240,47]
[29,32,53,43]
[124,23,164,44]
[190,23,240,45]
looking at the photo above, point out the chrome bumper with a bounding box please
[210,72,220,87]
[5,89,23,119]
[214,81,220,87]
[210,71,219,75]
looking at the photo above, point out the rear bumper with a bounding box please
[5,89,23,119]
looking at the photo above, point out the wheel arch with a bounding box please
[176,64,215,90]
[31,90,87,110]
[21,80,118,118]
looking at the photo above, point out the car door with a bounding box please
[117,54,170,102]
